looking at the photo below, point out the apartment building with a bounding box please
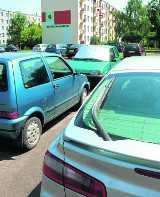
[41,0,117,45]
[0,8,41,45]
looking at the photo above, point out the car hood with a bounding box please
[69,61,108,73]
[63,118,160,168]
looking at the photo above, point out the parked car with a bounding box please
[0,44,5,53]
[123,43,146,58]
[45,44,67,56]
[69,45,121,87]
[5,45,19,52]
[0,52,90,150]
[65,44,87,59]
[109,42,124,52]
[41,56,160,197]
[32,44,48,52]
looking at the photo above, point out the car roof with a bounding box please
[74,45,110,61]
[110,56,160,74]
[0,52,59,61]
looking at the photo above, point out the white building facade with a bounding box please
[41,0,117,45]
[0,8,41,45]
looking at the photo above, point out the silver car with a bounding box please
[32,44,48,52]
[41,56,160,197]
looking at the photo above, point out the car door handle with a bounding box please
[54,84,59,88]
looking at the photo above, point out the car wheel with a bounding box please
[77,88,88,108]
[22,117,42,150]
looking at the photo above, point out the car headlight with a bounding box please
[90,70,99,75]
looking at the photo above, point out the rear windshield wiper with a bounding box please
[91,76,116,141]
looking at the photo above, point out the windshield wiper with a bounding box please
[73,58,103,62]
[91,76,116,141]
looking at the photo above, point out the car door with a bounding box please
[45,56,79,116]
[17,56,56,122]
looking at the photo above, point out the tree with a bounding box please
[147,0,160,47]
[90,35,101,45]
[7,12,27,48]
[21,25,42,49]
[114,0,151,44]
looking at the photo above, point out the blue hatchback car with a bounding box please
[45,44,67,56]
[0,52,90,150]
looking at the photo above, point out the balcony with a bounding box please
[80,8,86,13]
[80,19,86,24]
[80,0,86,3]
[99,9,105,15]
[80,29,86,35]
[80,40,86,44]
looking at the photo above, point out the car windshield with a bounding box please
[75,72,160,144]
[74,47,110,61]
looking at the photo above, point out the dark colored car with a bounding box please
[65,44,87,59]
[5,45,19,52]
[123,43,146,58]
[45,44,67,56]
[109,42,124,52]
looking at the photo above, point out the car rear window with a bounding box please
[75,73,160,144]
[126,44,138,49]
[0,63,8,92]
[47,44,56,48]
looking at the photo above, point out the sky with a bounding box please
[0,0,150,16]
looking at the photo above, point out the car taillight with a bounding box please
[56,45,58,49]
[0,111,19,119]
[43,151,107,197]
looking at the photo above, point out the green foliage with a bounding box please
[7,12,42,49]
[147,0,160,47]
[114,0,151,44]
[7,12,27,48]
[90,35,101,45]
[21,25,42,49]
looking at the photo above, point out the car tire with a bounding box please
[22,117,42,150]
[77,88,88,108]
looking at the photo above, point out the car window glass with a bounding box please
[109,48,115,59]
[20,58,50,88]
[97,74,160,143]
[45,56,72,79]
[0,63,7,91]
[113,47,119,58]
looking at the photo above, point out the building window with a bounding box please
[2,26,4,30]
[91,27,93,32]
[2,33,4,37]
[87,5,89,11]
[87,26,89,32]
[6,12,8,17]
[1,19,3,23]
[6,20,8,24]
[1,12,3,16]
[91,17,93,23]
[87,16,89,22]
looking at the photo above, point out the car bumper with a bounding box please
[0,116,28,139]
[40,174,66,197]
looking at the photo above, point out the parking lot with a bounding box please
[0,109,76,197]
